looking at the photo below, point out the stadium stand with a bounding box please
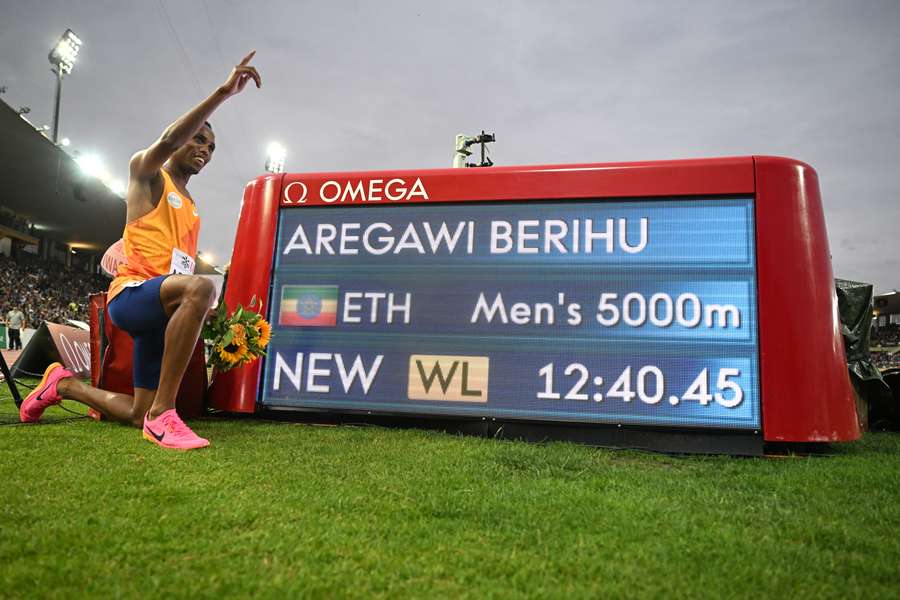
[871,351,900,370]
[0,207,33,236]
[869,290,900,372]
[871,323,900,370]
[871,324,900,347]
[0,252,107,329]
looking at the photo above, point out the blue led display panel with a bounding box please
[260,198,761,430]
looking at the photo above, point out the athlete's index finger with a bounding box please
[239,50,256,66]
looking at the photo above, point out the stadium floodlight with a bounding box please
[107,179,125,196]
[48,29,82,144]
[265,142,286,173]
[76,154,125,196]
[76,154,106,179]
[60,137,70,146]
[49,29,81,74]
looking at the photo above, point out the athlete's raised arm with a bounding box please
[129,50,261,181]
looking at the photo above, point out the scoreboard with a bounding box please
[209,156,860,454]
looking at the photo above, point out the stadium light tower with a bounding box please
[48,29,82,144]
[265,142,286,173]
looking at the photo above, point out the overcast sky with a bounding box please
[1,0,898,291]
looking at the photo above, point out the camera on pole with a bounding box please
[453,130,495,168]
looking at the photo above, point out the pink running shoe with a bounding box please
[142,409,210,450]
[20,362,73,423]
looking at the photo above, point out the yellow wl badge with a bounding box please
[407,355,489,402]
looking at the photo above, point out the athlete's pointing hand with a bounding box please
[220,50,262,97]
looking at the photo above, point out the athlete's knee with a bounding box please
[182,276,216,311]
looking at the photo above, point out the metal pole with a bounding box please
[51,66,62,144]
[0,349,23,408]
[481,130,486,166]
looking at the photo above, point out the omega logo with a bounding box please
[283,181,308,204]
[283,178,429,205]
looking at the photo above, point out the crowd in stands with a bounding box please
[0,253,107,330]
[872,350,900,371]
[870,324,900,371]
[0,208,33,236]
[871,324,900,347]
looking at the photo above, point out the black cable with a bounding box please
[14,379,35,390]
[2,378,89,423]
[55,401,89,417]
[13,368,50,378]
[0,415,89,426]
[0,378,36,390]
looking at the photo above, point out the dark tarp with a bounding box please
[835,279,895,430]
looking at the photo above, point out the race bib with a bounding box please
[170,248,196,275]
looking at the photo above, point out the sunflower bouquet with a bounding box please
[203,297,271,372]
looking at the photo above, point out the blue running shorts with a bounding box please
[107,275,170,390]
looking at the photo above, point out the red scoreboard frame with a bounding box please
[209,155,860,448]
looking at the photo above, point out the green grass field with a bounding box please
[2,379,899,599]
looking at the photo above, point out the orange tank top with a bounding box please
[108,169,201,301]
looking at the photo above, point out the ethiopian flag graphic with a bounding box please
[279,285,339,326]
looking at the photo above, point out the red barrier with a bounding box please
[208,175,283,413]
[754,157,859,441]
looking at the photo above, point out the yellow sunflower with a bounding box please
[217,341,248,365]
[255,319,271,348]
